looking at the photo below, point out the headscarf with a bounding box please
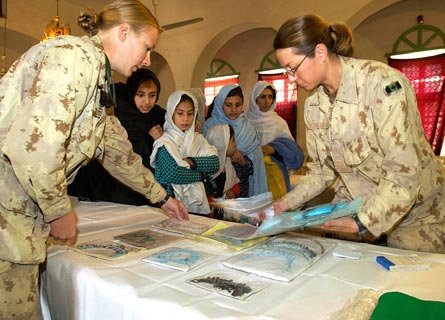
[189,87,207,132]
[202,84,260,154]
[245,81,294,145]
[114,68,164,140]
[202,84,268,196]
[205,124,240,192]
[150,91,217,214]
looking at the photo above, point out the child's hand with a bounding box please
[230,149,245,165]
[148,125,163,140]
[261,145,275,155]
[224,189,236,199]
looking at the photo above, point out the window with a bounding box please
[204,74,239,106]
[389,54,445,154]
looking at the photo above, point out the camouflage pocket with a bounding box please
[344,137,382,184]
[0,260,12,274]
[0,155,38,218]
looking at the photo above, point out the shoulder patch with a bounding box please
[385,81,402,95]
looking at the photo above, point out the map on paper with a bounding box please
[222,235,335,282]
[114,229,181,249]
[142,247,214,272]
[73,240,144,261]
[152,218,212,235]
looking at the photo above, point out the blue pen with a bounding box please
[376,255,394,270]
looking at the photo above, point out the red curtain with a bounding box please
[258,73,297,138]
[388,54,445,154]
[204,76,239,106]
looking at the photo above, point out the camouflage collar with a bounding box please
[335,56,359,105]
[89,34,105,52]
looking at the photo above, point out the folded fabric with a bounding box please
[370,291,445,320]
[269,136,304,170]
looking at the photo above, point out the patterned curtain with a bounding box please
[204,76,239,106]
[388,54,445,154]
[258,73,297,138]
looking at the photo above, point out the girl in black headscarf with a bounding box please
[69,69,166,205]
[114,69,166,171]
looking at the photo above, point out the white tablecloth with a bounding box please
[41,199,445,320]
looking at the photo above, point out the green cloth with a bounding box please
[370,292,445,320]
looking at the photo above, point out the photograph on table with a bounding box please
[142,246,215,272]
[222,235,335,282]
[72,239,144,261]
[114,228,181,249]
[197,221,268,252]
[213,223,259,240]
[152,218,212,235]
[187,270,270,300]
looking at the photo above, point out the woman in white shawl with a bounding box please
[150,91,219,215]
[202,84,268,197]
[245,81,304,199]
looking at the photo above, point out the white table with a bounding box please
[41,199,445,320]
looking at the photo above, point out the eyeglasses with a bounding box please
[284,53,310,77]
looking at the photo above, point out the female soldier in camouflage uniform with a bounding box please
[273,14,445,254]
[0,1,188,318]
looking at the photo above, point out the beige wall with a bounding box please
[2,0,445,150]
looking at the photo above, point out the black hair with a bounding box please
[226,86,244,102]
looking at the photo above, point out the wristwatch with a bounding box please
[352,214,368,235]
[155,194,170,208]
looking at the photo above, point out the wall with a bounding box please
[1,0,445,148]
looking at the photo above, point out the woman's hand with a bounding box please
[161,197,189,220]
[230,149,245,166]
[273,198,290,214]
[148,124,163,140]
[322,216,359,233]
[261,144,275,155]
[49,210,78,245]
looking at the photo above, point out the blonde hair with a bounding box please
[78,0,161,36]
[273,14,353,57]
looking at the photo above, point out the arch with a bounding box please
[0,27,39,67]
[386,23,445,56]
[346,0,404,30]
[256,49,282,72]
[191,23,272,88]
[206,58,239,78]
[148,52,175,107]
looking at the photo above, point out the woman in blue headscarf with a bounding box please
[202,84,268,197]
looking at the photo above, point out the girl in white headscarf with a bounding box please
[150,91,219,215]
[245,81,304,199]
[205,124,240,199]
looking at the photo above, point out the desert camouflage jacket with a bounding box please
[0,35,166,263]
[284,56,444,238]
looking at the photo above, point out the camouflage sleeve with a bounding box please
[3,44,97,222]
[358,76,421,236]
[100,115,167,204]
[282,114,337,209]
